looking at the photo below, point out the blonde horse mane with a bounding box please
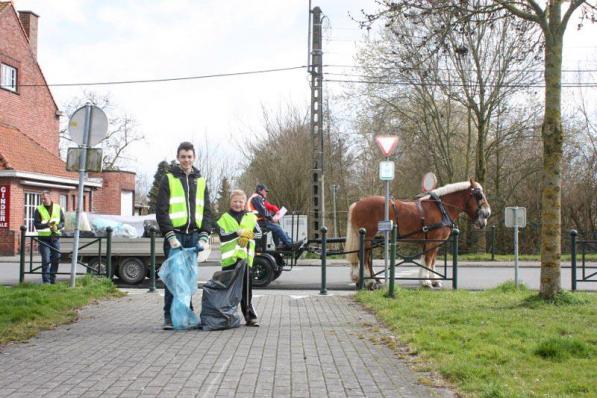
[418,180,481,200]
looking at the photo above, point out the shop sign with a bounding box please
[0,185,9,229]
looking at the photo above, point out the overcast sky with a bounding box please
[14,0,597,182]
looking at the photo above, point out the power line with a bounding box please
[324,78,597,88]
[324,64,597,74]
[20,65,307,88]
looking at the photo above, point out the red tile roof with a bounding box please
[0,123,77,179]
[0,2,10,12]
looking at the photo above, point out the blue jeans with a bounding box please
[163,231,199,320]
[263,221,292,247]
[39,238,61,284]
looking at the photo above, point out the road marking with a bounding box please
[290,295,308,300]
[202,356,233,397]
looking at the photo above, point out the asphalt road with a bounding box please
[2,257,595,291]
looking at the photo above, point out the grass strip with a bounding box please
[0,276,124,345]
[356,283,597,397]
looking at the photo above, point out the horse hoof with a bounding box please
[431,280,443,288]
[421,280,432,289]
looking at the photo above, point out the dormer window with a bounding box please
[1,63,18,92]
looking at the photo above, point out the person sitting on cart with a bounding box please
[217,189,262,327]
[247,183,298,251]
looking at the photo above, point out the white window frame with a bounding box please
[24,192,41,235]
[59,194,67,211]
[0,63,17,92]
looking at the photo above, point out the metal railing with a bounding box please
[18,225,113,283]
[356,225,459,295]
[314,224,459,296]
[570,230,597,291]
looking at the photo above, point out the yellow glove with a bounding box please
[239,236,249,248]
[241,230,254,240]
[237,229,254,248]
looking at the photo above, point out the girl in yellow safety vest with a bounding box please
[217,189,262,327]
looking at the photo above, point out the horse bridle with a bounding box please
[421,186,488,222]
[393,185,488,238]
[470,186,489,219]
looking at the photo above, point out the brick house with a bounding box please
[0,2,136,255]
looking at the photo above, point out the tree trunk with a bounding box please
[539,24,564,299]
[475,118,487,252]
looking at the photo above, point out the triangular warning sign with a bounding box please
[375,136,399,157]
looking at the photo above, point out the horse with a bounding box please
[345,178,491,289]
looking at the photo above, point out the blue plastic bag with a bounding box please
[158,247,199,330]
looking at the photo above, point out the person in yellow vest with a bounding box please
[217,189,262,326]
[33,191,65,284]
[156,142,212,330]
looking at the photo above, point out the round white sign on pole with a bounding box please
[422,172,437,192]
[68,105,108,147]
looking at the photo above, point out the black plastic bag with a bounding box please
[199,260,245,331]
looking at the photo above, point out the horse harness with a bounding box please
[391,192,454,239]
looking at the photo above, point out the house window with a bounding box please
[24,192,41,234]
[0,63,17,92]
[59,194,67,210]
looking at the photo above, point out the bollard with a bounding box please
[19,225,26,284]
[452,227,460,290]
[320,226,328,295]
[106,227,113,279]
[491,225,496,261]
[97,238,103,275]
[358,228,366,290]
[571,229,577,291]
[388,224,397,298]
[149,227,157,293]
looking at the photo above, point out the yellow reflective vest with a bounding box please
[166,173,206,229]
[217,212,257,268]
[36,203,62,237]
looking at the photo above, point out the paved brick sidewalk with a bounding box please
[0,290,452,398]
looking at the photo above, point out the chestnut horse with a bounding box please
[345,178,491,289]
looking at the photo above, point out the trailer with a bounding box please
[57,213,308,287]
[61,236,178,285]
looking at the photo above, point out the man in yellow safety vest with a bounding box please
[33,190,65,284]
[156,142,213,330]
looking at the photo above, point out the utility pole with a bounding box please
[332,184,338,238]
[309,6,324,239]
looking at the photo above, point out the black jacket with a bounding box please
[250,193,273,221]
[156,165,212,239]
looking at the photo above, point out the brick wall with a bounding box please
[0,177,83,255]
[89,171,136,215]
[0,5,59,155]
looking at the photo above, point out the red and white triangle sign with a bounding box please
[375,135,399,157]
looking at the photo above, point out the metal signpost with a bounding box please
[375,136,399,284]
[505,206,526,287]
[67,103,108,287]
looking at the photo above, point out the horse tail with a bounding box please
[345,202,360,282]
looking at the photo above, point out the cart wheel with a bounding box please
[88,257,108,276]
[252,256,274,287]
[118,257,146,285]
